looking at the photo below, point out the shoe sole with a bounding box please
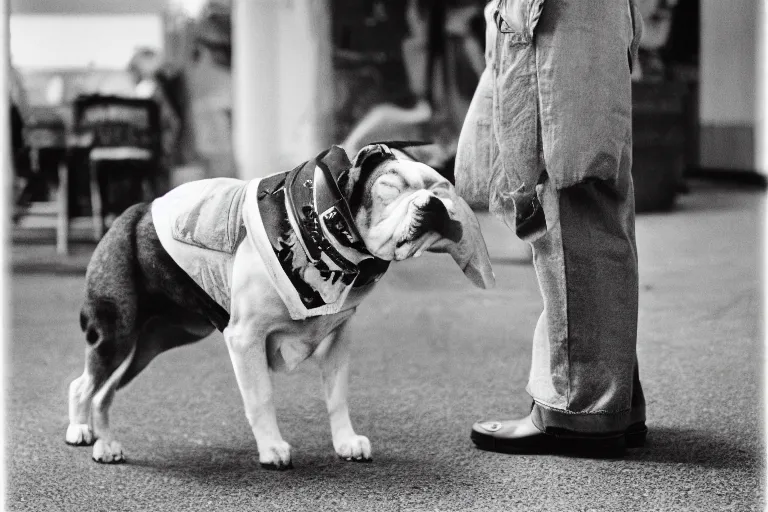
[471,423,647,457]
[625,423,648,449]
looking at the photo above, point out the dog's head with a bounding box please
[340,142,495,289]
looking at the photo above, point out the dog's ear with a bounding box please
[351,143,396,173]
[368,140,433,153]
[364,141,435,167]
[371,141,456,186]
[346,143,401,211]
[427,190,495,289]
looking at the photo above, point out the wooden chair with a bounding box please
[71,95,161,240]
[15,109,69,254]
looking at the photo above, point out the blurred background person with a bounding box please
[339,0,487,171]
[10,63,31,217]
[128,46,182,195]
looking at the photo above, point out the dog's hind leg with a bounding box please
[89,315,213,463]
[70,297,138,463]
[66,370,96,446]
[66,336,138,459]
[67,311,99,446]
[90,343,136,463]
[71,314,211,463]
[67,301,137,449]
[67,203,147,461]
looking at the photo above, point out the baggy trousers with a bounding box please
[456,0,646,433]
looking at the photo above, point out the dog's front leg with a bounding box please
[224,323,292,470]
[316,321,372,462]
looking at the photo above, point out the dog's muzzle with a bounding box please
[401,195,463,247]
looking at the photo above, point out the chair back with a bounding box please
[25,106,67,150]
[72,94,161,157]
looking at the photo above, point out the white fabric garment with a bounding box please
[151,175,358,320]
[151,178,246,312]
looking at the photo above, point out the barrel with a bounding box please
[631,80,691,212]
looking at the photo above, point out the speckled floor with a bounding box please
[8,181,764,511]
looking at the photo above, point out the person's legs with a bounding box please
[470,0,645,453]
[527,0,644,432]
[472,169,646,453]
[527,165,645,433]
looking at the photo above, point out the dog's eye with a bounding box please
[430,183,452,198]
[376,181,401,202]
[380,182,400,193]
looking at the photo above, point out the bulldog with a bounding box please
[66,142,495,469]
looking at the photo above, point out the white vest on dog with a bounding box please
[152,146,387,322]
[151,178,247,314]
[153,176,352,320]
[151,175,385,321]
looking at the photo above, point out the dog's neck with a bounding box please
[279,230,350,305]
[259,155,390,309]
[284,157,378,271]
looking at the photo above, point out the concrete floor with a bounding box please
[8,181,765,511]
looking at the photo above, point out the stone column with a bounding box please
[232,0,333,180]
[757,0,768,176]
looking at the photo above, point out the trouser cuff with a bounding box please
[531,401,646,434]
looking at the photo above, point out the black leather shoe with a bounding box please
[471,418,647,457]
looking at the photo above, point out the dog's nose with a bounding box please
[418,195,463,243]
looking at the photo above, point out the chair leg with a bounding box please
[14,148,39,224]
[56,160,69,255]
[89,159,104,241]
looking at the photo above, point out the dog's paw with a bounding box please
[334,434,372,462]
[65,424,94,446]
[92,439,125,464]
[258,440,293,470]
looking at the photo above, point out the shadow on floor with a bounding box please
[128,445,463,491]
[624,426,762,470]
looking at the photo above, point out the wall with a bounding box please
[699,0,760,172]
[232,0,333,179]
[10,0,167,69]
[758,0,768,175]
[10,0,164,15]
[10,15,163,70]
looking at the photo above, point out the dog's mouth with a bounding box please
[396,195,463,248]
